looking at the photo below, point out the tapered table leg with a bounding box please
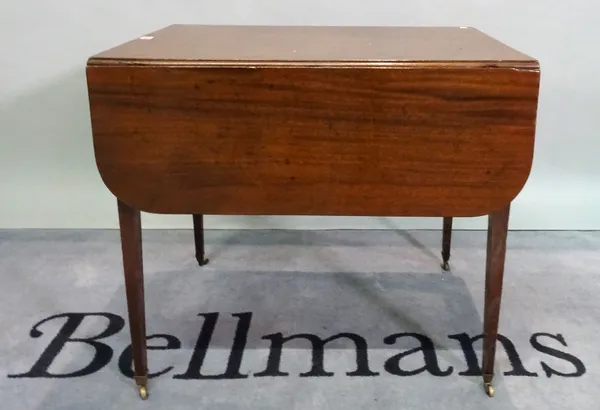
[441,217,453,271]
[118,199,149,400]
[193,214,209,266]
[481,204,510,398]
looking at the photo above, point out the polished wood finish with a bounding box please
[117,200,147,390]
[87,65,539,217]
[482,205,510,383]
[441,217,453,270]
[87,25,540,398]
[90,25,537,65]
[192,214,209,266]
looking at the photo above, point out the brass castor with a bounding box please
[138,385,149,400]
[441,261,450,271]
[483,382,494,398]
[135,374,149,400]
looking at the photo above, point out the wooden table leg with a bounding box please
[481,204,510,397]
[441,217,453,271]
[193,214,209,266]
[118,199,149,400]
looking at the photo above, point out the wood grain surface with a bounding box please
[89,25,537,67]
[482,204,510,379]
[87,63,539,216]
[117,199,147,384]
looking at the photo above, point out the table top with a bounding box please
[87,25,540,217]
[89,25,537,68]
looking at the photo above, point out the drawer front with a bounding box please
[86,65,539,216]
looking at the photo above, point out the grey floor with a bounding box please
[0,229,598,410]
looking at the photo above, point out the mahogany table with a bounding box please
[86,24,540,400]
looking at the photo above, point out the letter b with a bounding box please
[8,312,124,378]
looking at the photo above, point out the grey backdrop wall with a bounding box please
[0,1,597,230]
